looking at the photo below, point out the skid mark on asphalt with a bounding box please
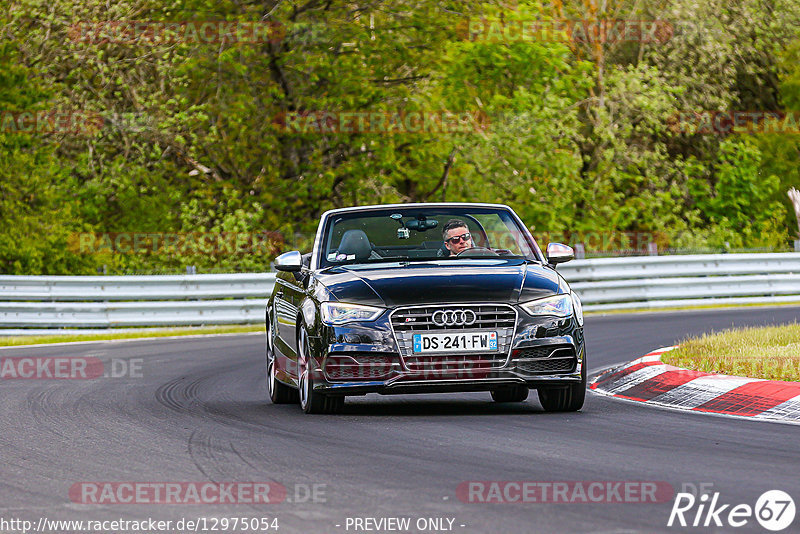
[25,386,67,439]
[155,376,197,414]
[186,430,289,516]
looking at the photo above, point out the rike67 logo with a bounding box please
[668,490,795,531]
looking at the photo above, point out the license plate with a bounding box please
[412,332,498,353]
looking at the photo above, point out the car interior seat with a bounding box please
[337,229,373,261]
[422,240,449,257]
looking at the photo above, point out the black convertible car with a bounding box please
[265,203,585,414]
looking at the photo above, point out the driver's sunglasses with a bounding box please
[446,232,471,244]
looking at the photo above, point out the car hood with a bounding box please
[315,260,562,308]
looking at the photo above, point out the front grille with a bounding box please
[514,346,576,375]
[391,304,516,331]
[389,304,517,371]
[324,353,399,380]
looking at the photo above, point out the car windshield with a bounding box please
[318,206,540,268]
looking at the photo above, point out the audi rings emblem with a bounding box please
[431,309,477,327]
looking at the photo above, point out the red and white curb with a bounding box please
[590,347,800,424]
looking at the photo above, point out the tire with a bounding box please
[266,312,299,404]
[537,356,586,412]
[298,326,344,414]
[490,385,529,403]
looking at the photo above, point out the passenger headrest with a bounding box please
[338,230,372,261]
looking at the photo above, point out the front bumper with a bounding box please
[319,369,583,396]
[308,309,585,396]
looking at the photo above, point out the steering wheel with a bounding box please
[456,247,499,257]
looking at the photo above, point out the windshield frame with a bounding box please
[311,203,545,270]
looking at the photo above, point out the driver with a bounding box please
[442,219,474,256]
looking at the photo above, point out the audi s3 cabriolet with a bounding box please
[265,203,585,414]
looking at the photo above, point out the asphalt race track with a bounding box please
[2,307,800,533]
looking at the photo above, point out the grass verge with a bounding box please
[0,325,263,347]
[662,323,800,381]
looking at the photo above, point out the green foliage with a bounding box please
[0,38,95,273]
[2,0,800,273]
[689,138,785,247]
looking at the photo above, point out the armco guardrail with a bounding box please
[2,253,800,333]
[558,253,800,311]
[0,273,274,331]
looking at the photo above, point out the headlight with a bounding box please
[571,291,584,326]
[321,302,384,324]
[520,294,573,318]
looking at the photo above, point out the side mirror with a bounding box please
[546,242,574,266]
[274,250,303,272]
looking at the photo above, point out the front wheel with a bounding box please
[266,313,298,404]
[537,358,586,412]
[298,326,344,414]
